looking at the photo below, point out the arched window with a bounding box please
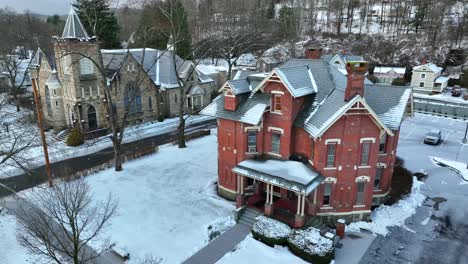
[124,81,142,114]
[80,58,94,75]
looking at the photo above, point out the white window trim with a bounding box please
[376,163,387,168]
[244,126,261,132]
[224,90,235,97]
[325,139,341,144]
[268,126,284,134]
[324,167,337,171]
[360,137,376,143]
[358,165,371,169]
[355,176,371,182]
[323,177,337,183]
[270,90,284,95]
[353,205,366,208]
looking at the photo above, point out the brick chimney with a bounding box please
[305,46,323,60]
[345,61,368,101]
[224,89,238,111]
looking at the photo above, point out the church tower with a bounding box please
[53,8,107,132]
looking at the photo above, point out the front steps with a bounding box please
[238,207,263,227]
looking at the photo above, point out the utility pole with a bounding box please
[463,122,468,144]
[31,78,53,187]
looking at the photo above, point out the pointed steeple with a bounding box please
[62,8,90,40]
[30,47,43,67]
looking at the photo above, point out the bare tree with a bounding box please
[0,94,38,174]
[9,178,117,264]
[0,53,31,112]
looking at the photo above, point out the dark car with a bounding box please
[452,87,462,97]
[424,129,442,145]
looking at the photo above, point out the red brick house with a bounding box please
[201,50,412,228]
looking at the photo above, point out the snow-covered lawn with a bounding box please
[347,177,426,236]
[216,235,307,264]
[80,130,234,263]
[432,156,468,181]
[0,114,214,178]
[0,210,34,263]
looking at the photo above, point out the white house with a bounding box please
[373,66,406,85]
[411,63,448,94]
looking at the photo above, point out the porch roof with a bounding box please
[232,159,325,195]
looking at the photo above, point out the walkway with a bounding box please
[335,231,377,264]
[182,223,251,264]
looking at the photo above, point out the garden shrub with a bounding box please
[287,227,334,264]
[251,216,291,247]
[66,127,84,147]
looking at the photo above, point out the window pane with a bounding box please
[248,131,256,152]
[323,183,332,205]
[356,182,365,205]
[326,144,336,167]
[273,95,281,112]
[271,133,280,154]
[379,133,387,153]
[360,141,371,166]
[374,167,383,189]
[311,140,315,160]
[148,97,153,110]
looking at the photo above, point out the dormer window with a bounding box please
[225,90,235,97]
[272,94,282,113]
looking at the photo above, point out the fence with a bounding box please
[413,98,468,120]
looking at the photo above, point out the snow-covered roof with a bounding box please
[196,64,227,75]
[413,63,442,73]
[62,8,90,40]
[374,66,406,75]
[200,93,271,125]
[236,53,256,67]
[101,48,193,89]
[274,65,318,97]
[435,76,449,84]
[233,159,324,194]
[227,79,251,95]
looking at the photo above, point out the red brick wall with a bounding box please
[224,94,238,111]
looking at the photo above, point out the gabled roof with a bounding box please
[30,48,44,67]
[225,79,252,95]
[413,63,442,73]
[373,66,406,75]
[62,8,90,40]
[435,76,449,84]
[101,48,193,89]
[200,93,271,125]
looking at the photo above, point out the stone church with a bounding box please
[29,9,215,135]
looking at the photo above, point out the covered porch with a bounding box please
[233,159,324,228]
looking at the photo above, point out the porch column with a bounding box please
[294,193,305,228]
[236,175,245,208]
[264,183,274,216]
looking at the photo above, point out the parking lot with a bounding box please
[361,113,468,264]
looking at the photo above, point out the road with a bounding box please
[360,113,468,264]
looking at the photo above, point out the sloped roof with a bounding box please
[101,48,193,89]
[374,66,406,75]
[435,76,449,84]
[62,8,90,39]
[200,93,271,125]
[233,159,324,194]
[201,58,411,137]
[227,79,251,95]
[413,63,443,73]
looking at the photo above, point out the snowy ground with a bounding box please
[414,90,468,105]
[216,235,307,264]
[0,113,214,178]
[1,130,235,264]
[0,210,35,264]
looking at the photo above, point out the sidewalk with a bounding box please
[334,231,377,264]
[183,223,251,264]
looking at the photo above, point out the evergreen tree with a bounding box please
[74,0,121,49]
[169,0,192,59]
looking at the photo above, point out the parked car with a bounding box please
[424,129,442,145]
[452,87,462,97]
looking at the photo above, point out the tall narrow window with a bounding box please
[272,94,282,112]
[356,182,365,205]
[323,183,332,206]
[247,131,257,153]
[148,96,153,111]
[379,133,387,153]
[326,143,336,167]
[360,141,371,166]
[374,167,383,190]
[421,73,426,79]
[271,133,281,154]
